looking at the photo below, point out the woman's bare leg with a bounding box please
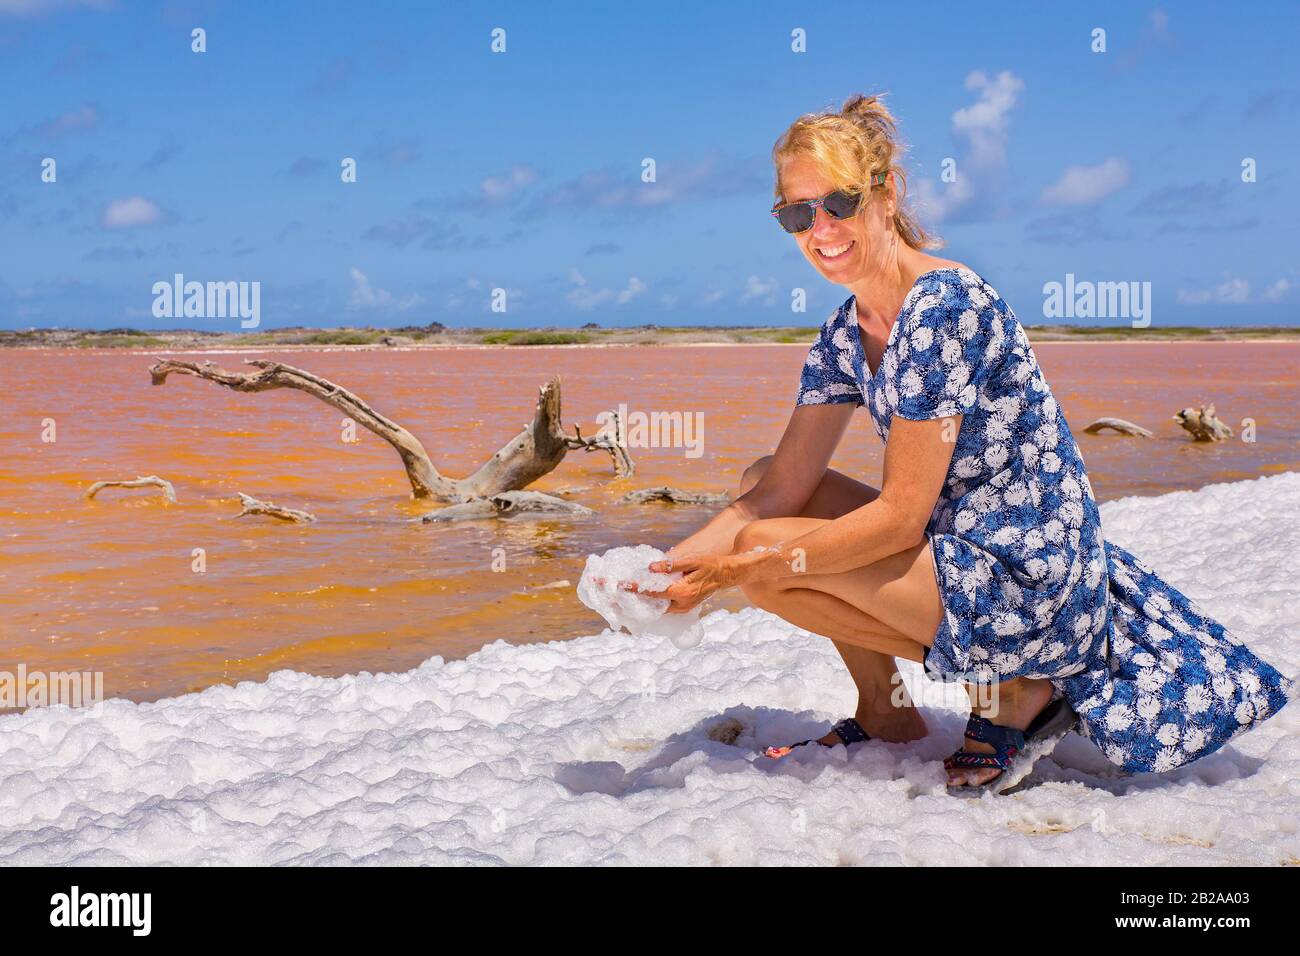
[737,457,928,743]
[736,461,1058,780]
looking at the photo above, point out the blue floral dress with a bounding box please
[795,267,1293,773]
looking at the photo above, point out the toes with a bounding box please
[946,766,1001,788]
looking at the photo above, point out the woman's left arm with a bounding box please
[639,416,956,608]
[733,413,961,584]
[642,414,960,610]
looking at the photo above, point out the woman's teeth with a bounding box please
[817,241,854,259]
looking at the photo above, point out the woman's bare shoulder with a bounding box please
[919,255,972,274]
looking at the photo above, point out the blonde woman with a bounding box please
[641,93,1292,793]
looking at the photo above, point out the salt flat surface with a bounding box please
[1,473,1297,866]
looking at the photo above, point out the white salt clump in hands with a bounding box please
[577,544,705,649]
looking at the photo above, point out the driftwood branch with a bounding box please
[418,490,594,522]
[1082,417,1153,438]
[149,359,631,502]
[1173,404,1233,442]
[456,379,573,496]
[234,493,316,523]
[85,475,177,502]
[151,358,453,499]
[566,409,634,478]
[620,486,731,505]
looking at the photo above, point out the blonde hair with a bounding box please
[772,92,940,250]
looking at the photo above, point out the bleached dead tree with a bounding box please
[85,475,177,502]
[1173,404,1233,442]
[234,493,316,523]
[148,358,631,507]
[1082,417,1153,437]
[418,490,594,522]
[620,486,731,505]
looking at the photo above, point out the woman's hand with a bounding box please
[628,552,743,614]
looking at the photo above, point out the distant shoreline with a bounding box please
[2,324,1298,349]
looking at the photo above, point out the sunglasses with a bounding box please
[770,172,887,234]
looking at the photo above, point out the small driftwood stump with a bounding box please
[85,475,177,503]
[568,409,634,479]
[148,358,632,502]
[1173,404,1233,442]
[418,490,594,522]
[620,486,731,505]
[1082,418,1153,438]
[234,493,316,523]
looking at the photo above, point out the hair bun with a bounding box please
[842,93,879,114]
[841,93,896,134]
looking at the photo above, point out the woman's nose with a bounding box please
[809,207,839,237]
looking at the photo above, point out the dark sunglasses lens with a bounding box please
[824,191,861,219]
[777,204,815,233]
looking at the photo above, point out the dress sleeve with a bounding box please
[795,305,864,407]
[887,274,1003,421]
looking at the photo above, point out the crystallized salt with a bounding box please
[0,473,1296,866]
[576,544,705,649]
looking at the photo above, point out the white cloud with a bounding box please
[1041,157,1131,206]
[1262,278,1291,302]
[348,267,422,311]
[1176,278,1251,305]
[39,104,98,136]
[481,165,537,202]
[101,196,162,229]
[952,70,1025,169]
[912,69,1025,222]
[739,275,780,306]
[566,273,646,311]
[1178,277,1294,305]
[911,175,974,223]
[616,276,646,304]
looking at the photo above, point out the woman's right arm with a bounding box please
[666,402,857,558]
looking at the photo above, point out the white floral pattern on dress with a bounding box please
[795,268,1292,774]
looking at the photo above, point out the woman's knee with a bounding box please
[733,517,782,553]
[738,454,774,496]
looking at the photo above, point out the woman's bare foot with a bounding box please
[766,698,928,757]
[846,698,928,744]
[945,677,1055,787]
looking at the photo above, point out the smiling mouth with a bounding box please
[816,240,854,261]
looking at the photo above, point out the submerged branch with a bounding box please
[234,493,316,523]
[85,475,177,503]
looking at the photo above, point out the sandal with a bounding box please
[944,694,1078,795]
[762,717,872,759]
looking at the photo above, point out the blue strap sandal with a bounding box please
[945,694,1078,795]
[763,717,871,759]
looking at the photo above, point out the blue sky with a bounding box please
[1,0,1297,330]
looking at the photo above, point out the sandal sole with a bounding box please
[946,696,1078,796]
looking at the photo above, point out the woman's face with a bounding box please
[777,156,893,286]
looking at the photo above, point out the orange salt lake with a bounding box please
[1,341,1297,704]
